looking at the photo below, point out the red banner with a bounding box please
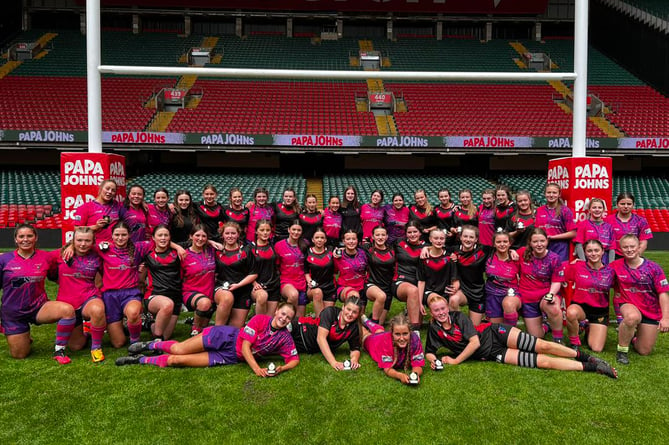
[60,153,126,244]
[547,156,613,224]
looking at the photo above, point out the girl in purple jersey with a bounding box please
[606,192,653,258]
[251,220,281,316]
[299,194,323,245]
[246,187,275,244]
[334,230,368,304]
[363,226,396,325]
[451,189,478,241]
[432,188,457,245]
[305,228,336,317]
[361,313,424,385]
[170,189,200,244]
[54,227,106,362]
[392,221,426,331]
[424,295,617,378]
[574,198,615,265]
[506,190,535,250]
[612,234,669,365]
[360,190,385,243]
[213,222,258,328]
[322,195,342,247]
[123,184,150,243]
[147,188,171,234]
[535,183,577,262]
[0,224,76,364]
[275,221,308,317]
[384,193,410,245]
[564,239,614,352]
[409,189,436,241]
[502,228,565,342]
[485,231,520,324]
[477,189,496,247]
[75,179,126,243]
[494,185,516,234]
[223,188,250,241]
[117,302,299,376]
[340,185,362,241]
[196,184,225,243]
[142,225,182,341]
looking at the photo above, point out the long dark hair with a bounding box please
[173,189,199,228]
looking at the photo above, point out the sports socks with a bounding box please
[139,354,169,367]
[361,316,383,334]
[551,328,563,342]
[55,317,76,348]
[127,321,142,344]
[503,312,518,327]
[90,325,106,351]
[150,340,177,353]
[617,345,629,353]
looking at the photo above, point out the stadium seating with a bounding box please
[623,0,669,18]
[588,86,668,137]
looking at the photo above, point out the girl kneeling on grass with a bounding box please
[424,295,617,378]
[361,314,424,385]
[116,302,299,376]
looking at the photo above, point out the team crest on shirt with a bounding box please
[244,326,256,336]
[661,279,669,287]
[412,353,424,361]
[497,326,507,334]
[381,355,393,363]
[290,348,298,356]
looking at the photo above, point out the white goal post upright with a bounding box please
[86,0,590,157]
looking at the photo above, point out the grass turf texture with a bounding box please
[0,252,668,444]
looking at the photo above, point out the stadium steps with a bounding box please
[375,115,397,136]
[146,111,176,132]
[0,61,22,79]
[513,58,527,69]
[35,32,58,48]
[548,80,573,98]
[589,116,626,137]
[381,56,392,68]
[557,102,572,114]
[358,40,374,52]
[305,178,324,210]
[356,96,369,112]
[509,41,530,56]
[349,56,360,67]
[367,79,384,92]
[178,53,188,64]
[395,99,407,113]
[176,75,198,90]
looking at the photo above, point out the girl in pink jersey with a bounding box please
[360,190,385,243]
[54,227,106,362]
[502,228,565,342]
[477,189,495,247]
[574,198,615,265]
[123,184,150,243]
[275,221,308,316]
[383,193,410,245]
[117,302,299,376]
[333,230,368,303]
[564,239,614,352]
[147,188,171,233]
[361,313,424,385]
[606,192,653,258]
[322,195,342,247]
[246,187,275,244]
[485,231,521,324]
[180,224,217,336]
[535,183,577,262]
[612,234,669,365]
[0,224,75,364]
[75,179,125,243]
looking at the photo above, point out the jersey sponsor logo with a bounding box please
[243,326,256,336]
[412,353,424,361]
[381,355,393,363]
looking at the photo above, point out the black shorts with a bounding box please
[144,293,182,316]
[569,302,609,326]
[466,296,486,315]
[337,286,366,304]
[365,281,392,296]
[480,323,512,362]
[262,283,282,303]
[316,283,337,303]
[184,293,214,312]
[391,278,417,299]
[619,303,659,325]
[216,283,253,310]
[422,289,446,306]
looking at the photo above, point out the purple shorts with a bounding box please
[521,301,543,319]
[548,240,570,263]
[485,288,508,319]
[102,289,142,324]
[201,325,241,367]
[1,305,43,336]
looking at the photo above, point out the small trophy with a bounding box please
[434,359,444,371]
[343,359,352,370]
[267,362,277,375]
[408,372,419,385]
[517,220,525,230]
[507,288,516,298]
[222,281,230,290]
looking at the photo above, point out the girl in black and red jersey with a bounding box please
[246,187,275,244]
[409,189,436,241]
[213,222,258,328]
[322,195,342,247]
[432,188,457,246]
[451,189,479,241]
[142,225,182,340]
[506,189,535,250]
[147,188,172,234]
[392,220,426,331]
[273,188,301,243]
[305,228,336,317]
[299,194,323,246]
[417,229,459,315]
[196,184,225,243]
[170,189,200,244]
[494,185,516,235]
[289,296,364,371]
[223,187,249,242]
[249,220,281,316]
[363,226,396,325]
[340,185,362,241]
